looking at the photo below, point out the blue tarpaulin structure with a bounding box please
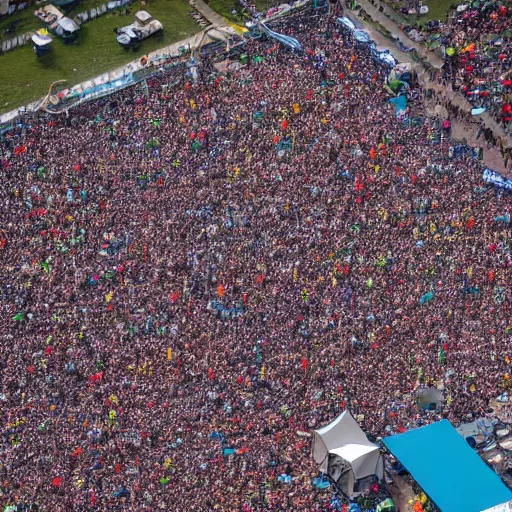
[389,95,407,115]
[383,420,512,512]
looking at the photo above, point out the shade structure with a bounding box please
[57,17,80,33]
[31,32,53,46]
[383,420,512,512]
[134,10,153,23]
[337,17,355,31]
[353,30,370,43]
[313,411,383,497]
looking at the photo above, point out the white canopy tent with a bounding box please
[313,411,383,497]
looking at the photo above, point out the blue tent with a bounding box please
[383,420,512,512]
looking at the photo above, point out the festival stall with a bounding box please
[313,411,384,498]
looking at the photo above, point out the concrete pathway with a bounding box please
[342,6,416,64]
[189,0,231,28]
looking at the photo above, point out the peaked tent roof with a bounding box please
[383,420,512,512]
[315,410,375,452]
[313,410,381,479]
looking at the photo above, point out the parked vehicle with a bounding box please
[115,11,163,49]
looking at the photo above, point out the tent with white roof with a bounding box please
[313,411,383,497]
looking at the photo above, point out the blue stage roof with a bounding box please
[383,420,512,512]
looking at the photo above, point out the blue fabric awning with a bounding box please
[383,420,512,512]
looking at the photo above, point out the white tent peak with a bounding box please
[313,410,383,498]
[315,410,375,455]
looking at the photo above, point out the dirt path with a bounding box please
[387,474,416,512]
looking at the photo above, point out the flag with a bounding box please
[438,346,446,365]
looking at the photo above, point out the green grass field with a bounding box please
[382,0,465,26]
[207,0,270,22]
[0,0,199,113]
[0,6,44,35]
[419,0,465,24]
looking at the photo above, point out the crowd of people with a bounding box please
[1,6,511,511]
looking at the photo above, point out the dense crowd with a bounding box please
[1,9,511,511]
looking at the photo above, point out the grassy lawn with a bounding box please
[207,0,240,21]
[207,0,271,22]
[420,0,465,23]
[0,7,45,37]
[68,0,112,14]
[0,0,199,113]
[0,0,105,38]
[382,0,465,25]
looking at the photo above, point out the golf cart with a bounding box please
[115,10,163,49]
[31,29,53,56]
